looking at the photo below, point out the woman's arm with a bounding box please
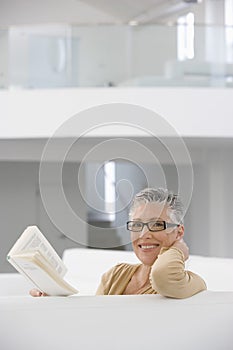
[150,244,207,299]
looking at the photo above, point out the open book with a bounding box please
[7,226,78,296]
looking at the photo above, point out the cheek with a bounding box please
[130,232,139,244]
[160,232,177,246]
[131,240,138,254]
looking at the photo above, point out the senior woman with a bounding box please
[95,187,206,298]
[30,187,206,298]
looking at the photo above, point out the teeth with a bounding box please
[141,245,158,249]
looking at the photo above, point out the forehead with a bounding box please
[131,202,170,221]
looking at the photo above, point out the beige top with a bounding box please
[96,247,207,298]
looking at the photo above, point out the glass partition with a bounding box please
[1,23,233,89]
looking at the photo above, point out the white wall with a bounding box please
[0,0,116,26]
[0,87,233,138]
[0,161,87,273]
[0,30,8,88]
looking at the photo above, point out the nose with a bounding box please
[138,225,153,238]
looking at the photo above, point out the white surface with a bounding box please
[0,292,233,350]
[1,87,233,138]
[0,0,117,26]
[186,255,233,292]
[0,273,33,296]
[1,249,233,350]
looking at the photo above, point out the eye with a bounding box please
[149,221,164,230]
[132,222,142,228]
[127,221,142,231]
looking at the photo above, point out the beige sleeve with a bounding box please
[150,247,207,299]
[95,278,105,295]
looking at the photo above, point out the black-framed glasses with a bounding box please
[126,220,179,232]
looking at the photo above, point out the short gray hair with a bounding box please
[129,187,184,224]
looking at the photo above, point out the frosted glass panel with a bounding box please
[2,24,233,89]
[28,35,79,88]
[9,29,79,88]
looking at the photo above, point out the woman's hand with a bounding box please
[172,238,189,261]
[29,288,48,297]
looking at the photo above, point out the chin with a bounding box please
[138,254,158,266]
[134,246,159,266]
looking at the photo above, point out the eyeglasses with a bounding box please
[126,220,179,232]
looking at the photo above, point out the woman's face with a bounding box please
[130,202,184,266]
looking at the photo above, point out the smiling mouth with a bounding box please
[139,244,160,249]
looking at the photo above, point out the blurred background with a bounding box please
[1,0,233,272]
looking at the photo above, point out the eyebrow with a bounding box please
[132,217,162,221]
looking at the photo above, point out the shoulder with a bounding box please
[103,262,140,278]
[96,262,141,295]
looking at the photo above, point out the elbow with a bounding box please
[151,267,206,299]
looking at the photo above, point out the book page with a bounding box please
[8,226,67,277]
[12,254,78,296]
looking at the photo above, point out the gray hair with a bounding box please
[129,187,184,224]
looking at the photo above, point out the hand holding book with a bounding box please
[7,226,78,296]
[29,289,47,297]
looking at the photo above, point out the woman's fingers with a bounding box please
[29,288,47,297]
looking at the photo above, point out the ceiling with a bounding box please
[77,0,201,24]
[0,0,204,27]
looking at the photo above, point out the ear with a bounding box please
[176,225,184,240]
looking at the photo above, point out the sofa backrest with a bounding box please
[62,248,233,294]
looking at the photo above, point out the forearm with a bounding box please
[150,247,207,298]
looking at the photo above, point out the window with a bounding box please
[177,12,194,60]
[225,0,233,63]
[104,161,116,221]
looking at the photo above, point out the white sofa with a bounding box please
[1,249,233,350]
[62,248,233,295]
